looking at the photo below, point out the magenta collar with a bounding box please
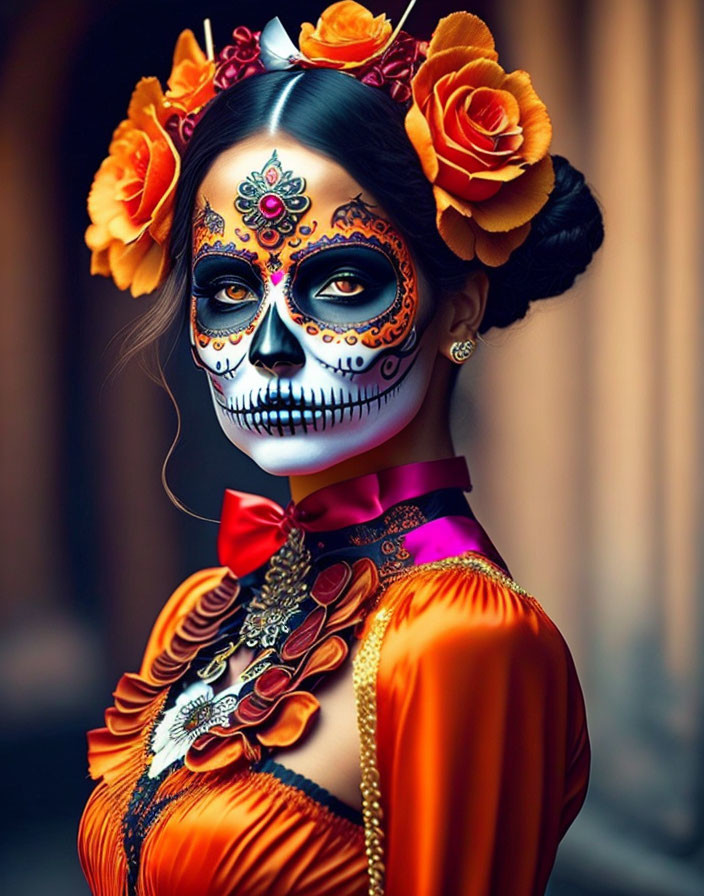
[216,456,514,579]
[292,455,472,531]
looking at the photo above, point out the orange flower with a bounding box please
[165,29,216,115]
[299,1,392,69]
[85,30,215,297]
[405,12,554,266]
[85,77,180,296]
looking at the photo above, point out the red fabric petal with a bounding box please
[254,666,293,700]
[185,730,259,773]
[281,605,327,661]
[236,692,276,725]
[326,558,379,630]
[290,635,349,688]
[311,562,353,605]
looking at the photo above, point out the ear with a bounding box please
[437,269,490,362]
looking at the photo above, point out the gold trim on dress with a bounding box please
[351,551,536,896]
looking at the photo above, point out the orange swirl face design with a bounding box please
[283,196,417,351]
[190,150,418,359]
[189,137,439,476]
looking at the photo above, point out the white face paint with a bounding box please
[190,137,440,476]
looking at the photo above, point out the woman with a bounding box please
[79,5,603,894]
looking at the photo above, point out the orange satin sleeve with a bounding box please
[372,561,590,895]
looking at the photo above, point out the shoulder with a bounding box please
[138,566,233,678]
[366,555,573,689]
[376,555,558,650]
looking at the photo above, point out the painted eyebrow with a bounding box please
[191,250,262,289]
[192,242,260,269]
[293,232,389,254]
[288,233,398,270]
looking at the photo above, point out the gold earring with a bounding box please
[449,338,477,364]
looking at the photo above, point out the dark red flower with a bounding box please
[164,107,207,156]
[215,27,265,91]
[357,32,428,104]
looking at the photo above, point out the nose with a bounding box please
[248,305,305,375]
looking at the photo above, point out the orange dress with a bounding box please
[78,459,590,895]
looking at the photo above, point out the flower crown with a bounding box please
[85,1,554,297]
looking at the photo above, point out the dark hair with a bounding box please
[123,67,603,364]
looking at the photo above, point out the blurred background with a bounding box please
[1,0,702,893]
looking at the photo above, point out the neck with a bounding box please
[289,360,455,502]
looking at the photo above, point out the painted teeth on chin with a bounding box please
[258,409,319,425]
[215,362,416,434]
[220,383,386,417]
[218,405,324,435]
[218,386,398,435]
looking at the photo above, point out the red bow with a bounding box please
[217,491,300,578]
[216,457,473,578]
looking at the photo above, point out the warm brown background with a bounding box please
[1,0,702,893]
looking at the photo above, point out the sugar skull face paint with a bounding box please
[190,137,440,475]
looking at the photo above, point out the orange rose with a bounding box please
[405,12,554,266]
[165,29,216,115]
[299,1,392,69]
[85,77,180,296]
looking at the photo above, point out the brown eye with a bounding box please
[214,283,256,303]
[316,275,366,299]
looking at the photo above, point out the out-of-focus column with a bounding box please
[453,0,591,672]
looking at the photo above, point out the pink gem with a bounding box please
[271,271,284,286]
[265,167,278,185]
[259,193,285,219]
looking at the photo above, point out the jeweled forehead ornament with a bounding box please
[235,150,311,251]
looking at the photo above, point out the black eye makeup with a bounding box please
[192,253,264,335]
[315,272,367,299]
[290,245,399,327]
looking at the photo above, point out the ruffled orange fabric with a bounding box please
[362,559,590,895]
[87,559,379,783]
[79,763,368,896]
[80,564,373,895]
[187,557,379,772]
[79,558,589,895]
[86,568,238,784]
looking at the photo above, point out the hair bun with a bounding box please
[480,155,605,332]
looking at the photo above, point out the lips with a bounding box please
[214,378,407,436]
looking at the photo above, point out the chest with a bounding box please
[220,636,364,810]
